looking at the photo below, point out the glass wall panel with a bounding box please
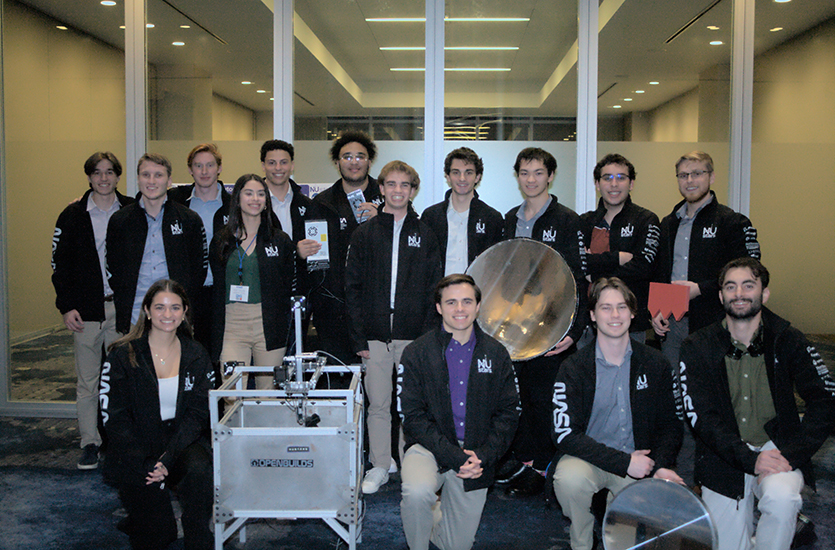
[292,0,427,209]
[3,0,125,404]
[750,2,835,334]
[147,0,273,184]
[442,0,578,214]
[597,0,733,220]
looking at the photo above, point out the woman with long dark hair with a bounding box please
[210,173,295,387]
[100,279,214,549]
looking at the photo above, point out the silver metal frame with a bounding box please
[210,365,364,550]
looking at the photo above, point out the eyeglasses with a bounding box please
[340,153,368,162]
[676,170,711,180]
[599,174,630,183]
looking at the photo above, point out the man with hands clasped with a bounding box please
[552,277,683,550]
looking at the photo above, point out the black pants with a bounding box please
[118,442,213,550]
[511,351,570,471]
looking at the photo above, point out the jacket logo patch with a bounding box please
[477,358,492,373]
[340,217,348,230]
[635,374,648,390]
[702,225,717,239]
[372,197,384,207]
[408,235,421,248]
[542,228,557,242]
[223,215,229,225]
[620,224,634,238]
[170,221,183,235]
[476,221,486,234]
[265,245,280,257]
[99,361,111,424]
[184,374,194,392]
[299,206,306,216]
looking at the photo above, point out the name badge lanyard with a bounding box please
[237,237,257,284]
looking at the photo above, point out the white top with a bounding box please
[445,203,469,276]
[158,376,179,421]
[270,186,294,240]
[390,216,406,310]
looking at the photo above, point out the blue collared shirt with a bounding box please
[132,198,170,325]
[586,340,635,454]
[187,183,223,286]
[515,196,552,238]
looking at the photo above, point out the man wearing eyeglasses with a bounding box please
[653,151,761,374]
[580,153,660,343]
[301,131,384,364]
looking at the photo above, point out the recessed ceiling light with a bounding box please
[256,90,267,93]
[649,81,659,85]
[180,25,191,29]
[613,105,622,109]
[241,81,252,85]
[172,41,185,46]
[624,98,633,101]
[56,25,68,30]
[710,40,724,45]
[390,67,512,72]
[119,25,125,29]
[707,25,720,30]
[101,1,116,5]
[635,90,645,94]
[146,23,155,28]
[770,27,783,32]
[773,0,791,3]
[270,98,274,101]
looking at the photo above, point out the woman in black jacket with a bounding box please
[101,279,214,550]
[209,174,295,388]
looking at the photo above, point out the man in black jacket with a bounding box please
[398,274,519,550]
[345,160,442,494]
[168,143,230,355]
[553,277,682,550]
[652,151,761,369]
[500,147,588,497]
[303,131,383,364]
[680,258,835,550]
[580,153,660,341]
[106,153,207,334]
[421,147,503,276]
[52,151,134,470]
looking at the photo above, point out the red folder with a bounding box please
[648,282,690,322]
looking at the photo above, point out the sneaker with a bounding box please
[388,457,399,474]
[77,444,99,470]
[361,467,390,494]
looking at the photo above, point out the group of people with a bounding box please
[51,133,834,550]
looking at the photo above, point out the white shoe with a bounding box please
[389,457,399,474]
[361,467,390,494]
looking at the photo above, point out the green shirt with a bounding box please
[225,246,262,304]
[723,321,775,446]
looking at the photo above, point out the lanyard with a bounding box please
[237,237,257,284]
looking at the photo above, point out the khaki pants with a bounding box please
[553,454,635,550]
[365,339,410,469]
[220,302,285,390]
[74,301,118,448]
[400,444,487,550]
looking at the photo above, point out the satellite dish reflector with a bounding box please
[466,238,577,361]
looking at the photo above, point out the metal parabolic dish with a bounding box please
[466,239,577,361]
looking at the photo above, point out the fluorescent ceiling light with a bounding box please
[709,40,723,45]
[56,25,68,30]
[146,23,155,28]
[367,17,529,22]
[241,81,252,85]
[390,67,511,72]
[623,98,632,101]
[180,25,191,29]
[380,46,518,51]
[101,1,116,5]
[649,81,659,85]
[172,41,185,46]
[612,105,622,109]
[257,90,267,93]
[770,27,783,32]
[634,90,645,94]
[707,25,720,30]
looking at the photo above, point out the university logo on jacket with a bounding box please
[265,245,280,257]
[170,221,183,235]
[552,381,571,443]
[408,234,421,248]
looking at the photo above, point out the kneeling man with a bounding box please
[553,277,682,550]
[398,274,520,550]
[681,258,835,550]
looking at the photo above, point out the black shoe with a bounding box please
[494,458,525,485]
[504,466,545,498]
[77,444,99,470]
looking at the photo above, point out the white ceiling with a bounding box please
[15,0,835,118]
